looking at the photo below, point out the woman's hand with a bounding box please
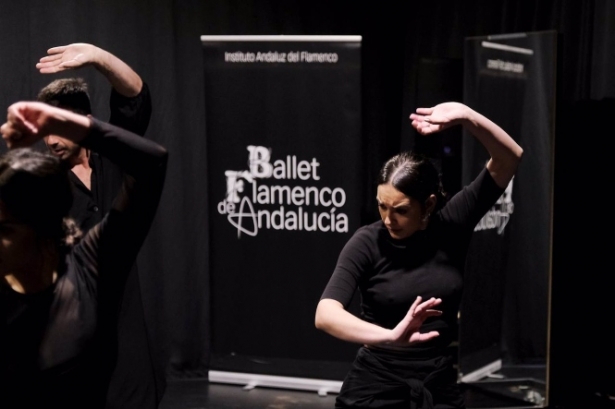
[1,102,90,149]
[409,102,467,135]
[1,102,46,148]
[315,296,442,347]
[386,296,443,346]
[410,101,523,187]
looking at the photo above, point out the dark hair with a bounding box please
[377,151,446,212]
[37,77,92,115]
[0,148,81,245]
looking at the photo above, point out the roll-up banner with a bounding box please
[201,35,362,393]
[459,31,556,386]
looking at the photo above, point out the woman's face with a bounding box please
[0,203,39,277]
[376,183,424,240]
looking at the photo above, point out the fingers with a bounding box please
[409,112,432,121]
[422,297,442,309]
[36,45,81,73]
[410,119,445,136]
[399,296,421,323]
[0,122,12,140]
[411,295,422,310]
[1,122,27,149]
[8,103,42,134]
[424,296,442,306]
[410,330,440,343]
[409,112,438,135]
[46,45,68,55]
[1,103,49,149]
[37,46,66,66]
[423,309,443,318]
[36,64,59,73]
[409,296,442,318]
[36,56,64,73]
[38,53,63,64]
[392,296,443,346]
[5,115,36,137]
[413,297,442,316]
[415,107,434,115]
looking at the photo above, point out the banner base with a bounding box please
[460,359,502,383]
[208,370,342,396]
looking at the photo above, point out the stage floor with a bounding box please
[158,379,544,409]
[158,364,615,409]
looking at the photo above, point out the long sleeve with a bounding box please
[74,117,167,285]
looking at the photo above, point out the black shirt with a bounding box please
[1,118,168,409]
[320,168,504,352]
[70,83,152,232]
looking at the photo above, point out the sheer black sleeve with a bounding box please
[74,117,167,284]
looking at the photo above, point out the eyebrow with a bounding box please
[376,199,412,208]
[392,203,411,209]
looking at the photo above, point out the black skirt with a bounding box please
[335,346,465,409]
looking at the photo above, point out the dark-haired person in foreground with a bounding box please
[36,42,164,408]
[0,101,167,409]
[315,102,523,408]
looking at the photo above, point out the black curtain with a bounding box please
[0,0,612,399]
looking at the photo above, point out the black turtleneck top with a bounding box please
[320,167,503,352]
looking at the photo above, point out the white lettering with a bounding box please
[247,145,273,178]
[221,145,351,237]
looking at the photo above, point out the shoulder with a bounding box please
[439,168,505,225]
[471,167,502,194]
[445,168,501,202]
[354,220,383,240]
[342,220,384,251]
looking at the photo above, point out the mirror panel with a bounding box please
[458,30,558,409]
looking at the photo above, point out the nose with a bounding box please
[45,135,59,147]
[383,211,393,226]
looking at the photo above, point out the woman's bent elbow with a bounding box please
[315,299,334,330]
[314,305,325,330]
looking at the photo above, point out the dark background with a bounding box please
[1,0,613,407]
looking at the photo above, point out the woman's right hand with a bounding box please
[315,296,442,347]
[386,296,443,347]
[1,102,91,149]
[0,102,43,148]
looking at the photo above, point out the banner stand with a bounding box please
[209,370,342,396]
[201,35,362,394]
